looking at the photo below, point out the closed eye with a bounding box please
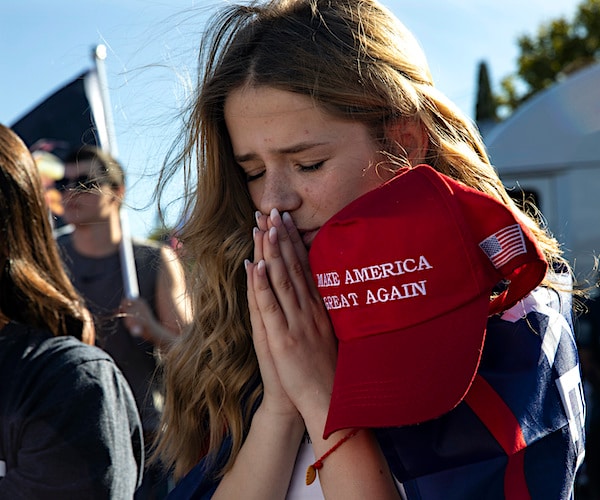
[246,170,265,182]
[244,161,324,182]
[299,161,324,172]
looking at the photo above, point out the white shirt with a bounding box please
[285,432,406,499]
[286,434,324,499]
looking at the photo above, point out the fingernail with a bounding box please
[244,259,250,271]
[257,259,266,275]
[253,227,259,239]
[269,226,277,244]
[270,207,281,225]
[255,210,262,224]
[282,211,293,228]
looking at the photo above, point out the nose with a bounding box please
[253,169,301,215]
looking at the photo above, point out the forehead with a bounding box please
[224,86,327,130]
[224,86,342,152]
[63,159,99,176]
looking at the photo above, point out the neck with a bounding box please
[72,211,123,258]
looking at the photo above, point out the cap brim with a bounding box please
[324,292,489,438]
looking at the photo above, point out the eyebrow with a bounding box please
[234,141,329,163]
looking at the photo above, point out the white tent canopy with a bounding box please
[483,62,600,275]
[486,62,600,175]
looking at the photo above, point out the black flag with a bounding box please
[11,70,105,160]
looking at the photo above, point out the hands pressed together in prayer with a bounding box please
[245,208,338,433]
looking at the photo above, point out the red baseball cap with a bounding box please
[308,164,547,437]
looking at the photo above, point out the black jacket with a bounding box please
[0,322,143,499]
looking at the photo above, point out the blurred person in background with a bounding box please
[55,145,191,499]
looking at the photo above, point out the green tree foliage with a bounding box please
[475,61,498,122]
[497,0,600,115]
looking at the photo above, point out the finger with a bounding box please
[248,229,278,364]
[255,210,268,232]
[247,258,287,352]
[262,218,333,352]
[264,210,313,310]
[251,256,291,334]
[281,211,321,297]
[246,259,267,338]
[248,256,297,390]
[253,226,266,265]
[259,224,301,313]
[250,210,297,336]
[246,259,278,372]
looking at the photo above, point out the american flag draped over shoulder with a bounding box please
[166,275,585,500]
[376,273,585,500]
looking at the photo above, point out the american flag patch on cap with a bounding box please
[479,224,527,268]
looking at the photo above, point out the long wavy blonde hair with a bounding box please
[156,0,568,479]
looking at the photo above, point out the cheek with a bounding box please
[79,195,99,206]
[73,194,103,211]
[303,182,349,220]
[329,177,376,212]
[247,183,262,209]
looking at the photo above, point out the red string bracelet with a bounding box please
[305,428,361,485]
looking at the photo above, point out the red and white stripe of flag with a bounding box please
[479,224,527,268]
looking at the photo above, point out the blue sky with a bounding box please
[1,0,583,237]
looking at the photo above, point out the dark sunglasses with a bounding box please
[54,175,104,192]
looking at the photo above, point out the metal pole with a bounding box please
[92,45,140,304]
[92,44,118,156]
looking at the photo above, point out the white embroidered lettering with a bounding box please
[345,256,431,285]
[365,280,427,304]
[418,255,432,270]
[403,258,417,272]
[322,293,359,310]
[317,271,340,288]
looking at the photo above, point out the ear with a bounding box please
[112,185,125,206]
[386,118,429,166]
